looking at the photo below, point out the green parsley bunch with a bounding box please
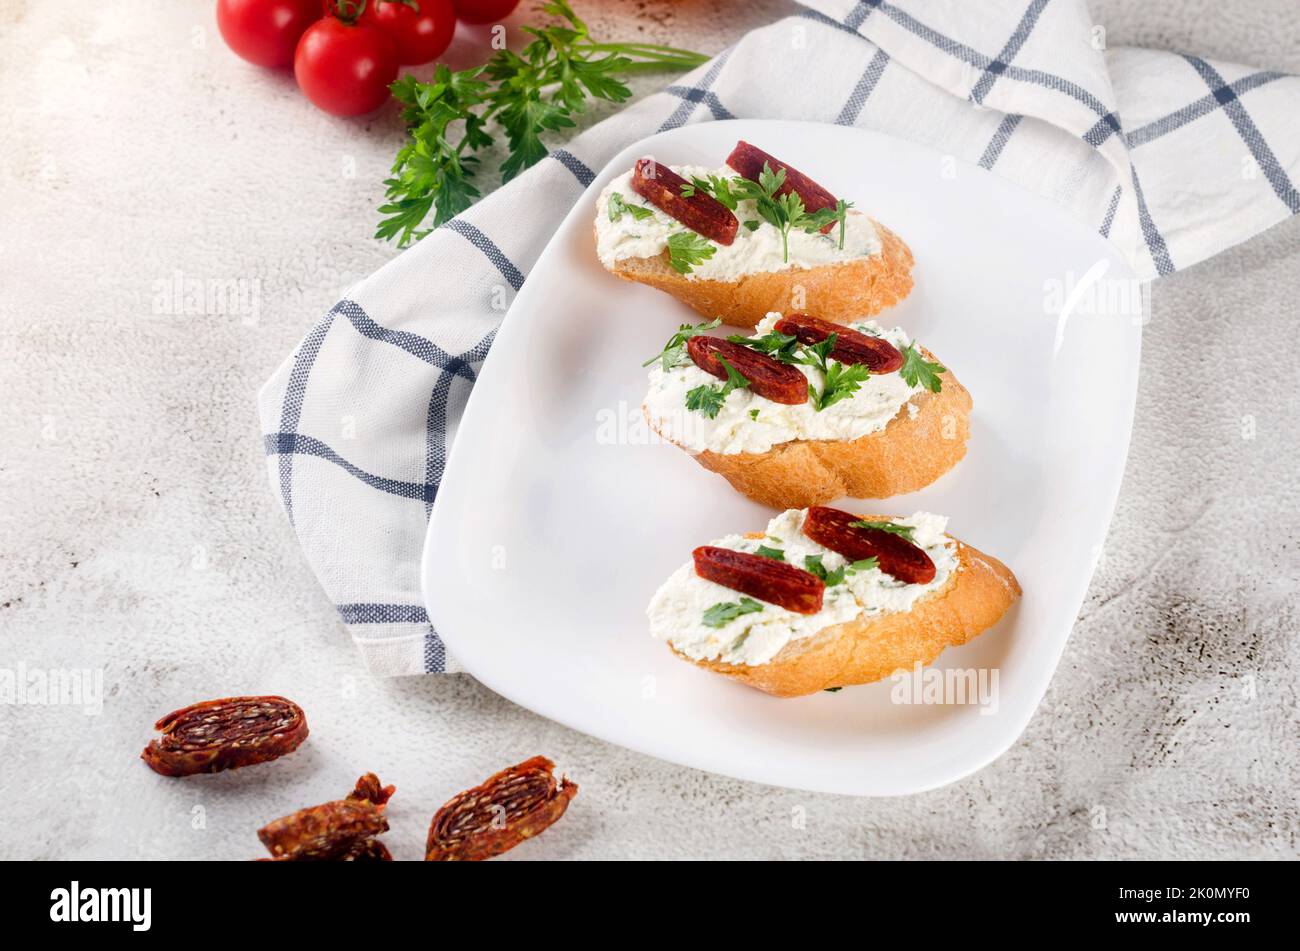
[378,1,707,247]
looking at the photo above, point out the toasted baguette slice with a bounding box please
[604,220,914,329]
[645,350,970,508]
[676,527,1020,698]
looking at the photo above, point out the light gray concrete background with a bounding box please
[1,0,1296,860]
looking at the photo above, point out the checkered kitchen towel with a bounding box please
[259,0,1300,675]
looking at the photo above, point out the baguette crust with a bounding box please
[675,530,1020,698]
[646,354,971,507]
[604,220,914,329]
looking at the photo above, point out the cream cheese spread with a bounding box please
[647,509,959,667]
[643,313,921,455]
[595,164,881,281]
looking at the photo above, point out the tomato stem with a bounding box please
[326,0,369,26]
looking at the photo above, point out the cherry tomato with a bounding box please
[295,15,398,116]
[361,0,455,65]
[451,0,519,26]
[217,0,321,68]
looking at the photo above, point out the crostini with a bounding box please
[595,140,913,328]
[647,507,1020,697]
[641,312,970,507]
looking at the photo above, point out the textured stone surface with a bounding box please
[0,0,1296,860]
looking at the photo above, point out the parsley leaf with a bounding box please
[681,174,740,210]
[378,2,707,247]
[702,596,764,628]
[755,545,785,561]
[796,333,872,411]
[727,330,801,364]
[849,557,880,574]
[899,343,946,393]
[749,408,760,420]
[801,198,854,249]
[608,191,653,223]
[850,520,916,542]
[666,231,717,274]
[642,317,721,371]
[685,356,749,418]
[725,164,791,258]
[815,361,872,411]
[795,334,835,370]
[803,554,847,586]
[723,164,853,262]
[685,384,726,418]
[742,219,761,232]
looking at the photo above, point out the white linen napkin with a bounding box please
[258,0,1300,675]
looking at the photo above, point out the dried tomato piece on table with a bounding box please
[140,695,308,777]
[426,755,577,861]
[257,773,394,862]
[348,771,396,806]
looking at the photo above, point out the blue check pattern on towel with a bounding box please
[258,0,1300,675]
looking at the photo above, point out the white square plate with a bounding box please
[422,120,1140,796]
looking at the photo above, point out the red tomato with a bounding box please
[451,0,519,26]
[362,0,455,65]
[295,16,398,116]
[217,0,320,68]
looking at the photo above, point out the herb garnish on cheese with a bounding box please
[702,597,764,628]
[850,520,917,542]
[642,317,722,371]
[685,356,749,419]
[666,231,716,274]
[607,191,654,223]
[899,343,946,393]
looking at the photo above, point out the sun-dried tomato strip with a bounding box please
[141,695,308,777]
[258,799,390,861]
[803,507,936,585]
[694,546,825,614]
[774,314,903,373]
[258,773,394,862]
[726,140,839,232]
[339,838,392,862]
[688,336,808,405]
[426,756,577,861]
[348,772,396,806]
[631,158,738,245]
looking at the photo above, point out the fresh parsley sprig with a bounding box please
[850,520,916,542]
[805,553,879,586]
[680,168,854,256]
[796,334,872,411]
[724,329,875,411]
[642,317,721,371]
[815,361,872,411]
[755,544,785,561]
[679,174,741,210]
[899,343,946,392]
[685,356,749,419]
[702,596,764,628]
[378,1,707,246]
[803,554,846,586]
[833,198,852,250]
[719,164,853,262]
[608,191,654,223]
[666,231,717,274]
[726,329,801,364]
